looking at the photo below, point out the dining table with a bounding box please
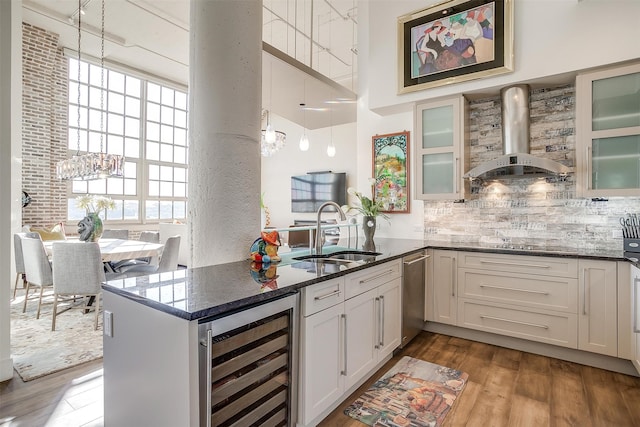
[44,238,165,270]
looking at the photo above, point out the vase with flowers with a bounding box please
[342,179,389,249]
[75,194,115,242]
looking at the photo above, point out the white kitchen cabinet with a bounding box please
[298,260,402,427]
[415,96,469,200]
[576,61,640,198]
[631,264,640,374]
[578,260,618,356]
[300,302,344,425]
[432,250,458,325]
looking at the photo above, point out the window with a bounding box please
[66,58,188,223]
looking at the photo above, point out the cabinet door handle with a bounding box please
[587,146,592,190]
[403,254,430,265]
[341,313,347,376]
[480,315,549,330]
[634,277,640,333]
[479,260,551,269]
[583,268,588,316]
[314,289,341,300]
[479,284,549,296]
[454,157,459,194]
[451,257,456,297]
[205,329,212,427]
[360,269,394,284]
[374,297,380,349]
[380,295,385,347]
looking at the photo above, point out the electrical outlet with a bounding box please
[104,310,113,337]
[612,229,623,239]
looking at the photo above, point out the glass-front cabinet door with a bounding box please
[415,95,468,200]
[576,62,640,197]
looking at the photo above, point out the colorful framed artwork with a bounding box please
[397,0,513,94]
[372,131,410,214]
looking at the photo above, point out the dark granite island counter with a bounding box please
[101,238,427,427]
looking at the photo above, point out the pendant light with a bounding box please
[56,0,124,181]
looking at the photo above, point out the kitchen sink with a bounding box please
[292,250,381,262]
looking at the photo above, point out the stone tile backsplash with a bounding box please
[423,84,640,251]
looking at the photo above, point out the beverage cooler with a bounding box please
[198,293,298,427]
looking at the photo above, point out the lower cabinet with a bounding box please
[298,260,401,427]
[631,264,640,374]
[578,259,618,356]
[435,250,620,358]
[432,250,457,325]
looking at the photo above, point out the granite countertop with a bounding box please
[102,237,634,322]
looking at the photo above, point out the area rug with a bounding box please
[344,356,468,427]
[10,289,103,382]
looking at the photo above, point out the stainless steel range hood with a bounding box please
[463,84,573,180]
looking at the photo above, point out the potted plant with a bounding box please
[75,195,116,242]
[343,179,389,245]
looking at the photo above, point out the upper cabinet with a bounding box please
[576,62,640,198]
[415,95,469,200]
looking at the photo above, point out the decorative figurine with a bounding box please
[250,230,281,263]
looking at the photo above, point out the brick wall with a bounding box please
[423,85,640,251]
[21,23,67,229]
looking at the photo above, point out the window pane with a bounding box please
[107,134,124,155]
[147,142,159,160]
[109,92,125,114]
[89,109,103,131]
[108,113,124,135]
[174,182,186,197]
[126,77,141,96]
[160,181,172,197]
[175,110,187,128]
[124,200,139,219]
[149,180,159,197]
[124,178,137,195]
[147,102,160,122]
[107,177,124,195]
[174,146,186,164]
[146,200,159,219]
[72,180,87,193]
[109,71,125,93]
[161,106,174,125]
[147,122,160,141]
[87,179,107,194]
[174,168,186,182]
[68,198,85,221]
[126,97,140,118]
[149,164,159,180]
[160,201,173,219]
[89,64,102,86]
[125,117,140,138]
[89,86,102,109]
[147,83,161,103]
[88,131,102,152]
[160,125,173,143]
[124,138,139,158]
[175,92,187,110]
[161,87,174,106]
[174,201,186,219]
[160,143,173,162]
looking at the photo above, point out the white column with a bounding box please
[0,0,22,382]
[188,0,262,267]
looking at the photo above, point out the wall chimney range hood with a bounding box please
[463,84,573,180]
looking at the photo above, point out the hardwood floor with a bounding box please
[321,332,640,427]
[1,332,639,426]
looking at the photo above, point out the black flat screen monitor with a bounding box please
[291,172,347,213]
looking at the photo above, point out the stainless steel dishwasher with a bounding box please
[401,251,429,348]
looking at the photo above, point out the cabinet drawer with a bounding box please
[301,278,345,317]
[458,298,577,348]
[458,252,578,278]
[459,269,578,313]
[345,260,402,300]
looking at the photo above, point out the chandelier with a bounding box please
[261,109,286,157]
[56,0,124,180]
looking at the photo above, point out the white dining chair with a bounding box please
[111,231,161,272]
[102,229,129,239]
[21,235,54,318]
[117,235,181,277]
[13,232,40,299]
[51,241,104,331]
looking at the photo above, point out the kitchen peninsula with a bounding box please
[101,238,638,426]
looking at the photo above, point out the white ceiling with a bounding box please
[21,0,357,129]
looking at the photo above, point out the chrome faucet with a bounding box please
[315,201,346,255]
